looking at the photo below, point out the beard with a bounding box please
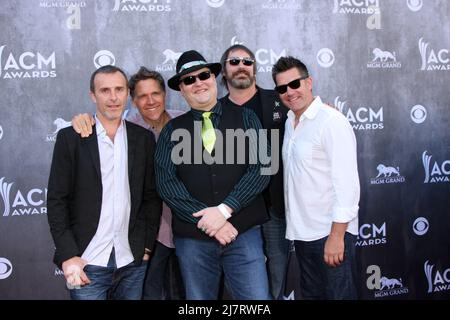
[228,70,255,89]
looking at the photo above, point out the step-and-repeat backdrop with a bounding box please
[0,0,449,299]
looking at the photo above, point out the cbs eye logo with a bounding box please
[317,48,335,68]
[0,258,13,280]
[407,0,423,12]
[410,105,427,124]
[206,0,226,8]
[413,217,429,236]
[93,50,116,69]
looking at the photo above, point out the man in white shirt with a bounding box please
[272,56,360,299]
[47,65,161,299]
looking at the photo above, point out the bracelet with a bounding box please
[217,204,231,219]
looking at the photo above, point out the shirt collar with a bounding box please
[190,100,222,121]
[287,96,322,121]
[95,114,124,138]
[303,96,322,120]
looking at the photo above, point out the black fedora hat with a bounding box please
[168,50,222,91]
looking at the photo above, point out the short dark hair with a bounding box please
[129,67,165,99]
[271,56,309,85]
[90,65,128,93]
[220,44,257,89]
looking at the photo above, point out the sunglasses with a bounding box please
[180,71,211,86]
[274,76,309,94]
[226,57,255,66]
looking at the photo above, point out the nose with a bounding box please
[110,90,118,101]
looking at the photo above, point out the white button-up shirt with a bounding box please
[282,96,360,241]
[81,117,133,268]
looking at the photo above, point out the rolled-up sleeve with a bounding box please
[322,114,360,223]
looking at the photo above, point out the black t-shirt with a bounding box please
[223,90,263,123]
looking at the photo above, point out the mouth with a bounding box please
[194,88,208,94]
[286,96,301,103]
[234,71,250,78]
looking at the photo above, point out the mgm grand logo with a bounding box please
[370,163,405,185]
[367,48,402,69]
[366,265,409,298]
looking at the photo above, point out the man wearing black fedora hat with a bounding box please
[155,50,271,300]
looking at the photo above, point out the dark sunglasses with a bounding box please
[274,76,309,94]
[226,57,255,66]
[180,71,211,86]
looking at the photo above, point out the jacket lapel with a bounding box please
[126,121,136,181]
[258,87,273,129]
[85,125,101,179]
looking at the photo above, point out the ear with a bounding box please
[179,86,186,99]
[89,91,97,104]
[306,76,313,91]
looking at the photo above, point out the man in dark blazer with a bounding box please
[219,44,291,300]
[47,65,161,300]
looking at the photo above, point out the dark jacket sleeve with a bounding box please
[46,129,79,268]
[142,131,162,251]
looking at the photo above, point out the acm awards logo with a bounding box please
[261,0,302,10]
[424,261,450,293]
[356,222,386,247]
[335,97,383,131]
[419,38,450,71]
[231,37,287,73]
[0,177,47,217]
[333,0,380,14]
[112,0,172,12]
[0,257,13,280]
[367,48,402,69]
[370,163,405,185]
[366,265,409,298]
[0,45,57,79]
[422,151,450,183]
[46,118,72,142]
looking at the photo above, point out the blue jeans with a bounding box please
[174,226,271,300]
[261,208,291,299]
[142,241,185,300]
[70,249,147,300]
[294,232,358,300]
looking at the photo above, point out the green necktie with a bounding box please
[201,111,216,154]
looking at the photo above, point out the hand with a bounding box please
[62,256,90,289]
[72,113,95,138]
[214,222,238,246]
[143,248,152,261]
[193,207,227,237]
[323,234,345,267]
